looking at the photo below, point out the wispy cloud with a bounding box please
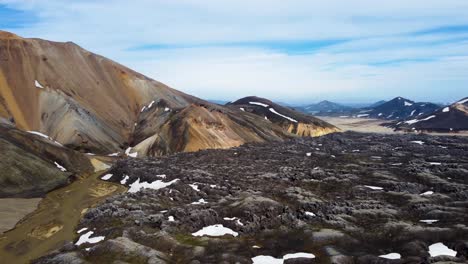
[1,0,467,103]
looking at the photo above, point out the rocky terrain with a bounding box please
[0,31,335,158]
[228,96,339,137]
[392,97,468,133]
[36,132,468,263]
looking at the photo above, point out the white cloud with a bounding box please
[1,0,468,103]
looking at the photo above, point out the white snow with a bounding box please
[148,100,155,109]
[391,163,403,166]
[251,252,315,264]
[192,224,238,237]
[191,198,208,205]
[156,174,167,179]
[404,101,413,106]
[269,108,298,123]
[164,107,170,112]
[75,231,105,246]
[128,178,179,193]
[378,113,383,116]
[35,80,44,89]
[306,152,312,157]
[168,216,175,222]
[251,256,282,264]
[357,114,369,117]
[249,101,269,107]
[223,217,244,226]
[429,162,442,165]
[379,253,401,259]
[420,219,439,224]
[140,106,146,112]
[54,162,67,172]
[120,175,129,185]
[411,141,424,145]
[305,211,316,217]
[125,147,138,158]
[457,98,468,104]
[101,174,113,180]
[405,115,436,125]
[428,242,457,257]
[442,107,450,112]
[283,253,315,260]
[189,184,200,192]
[27,131,63,146]
[108,152,120,157]
[77,227,88,234]
[240,108,245,111]
[410,110,416,116]
[420,191,433,196]
[364,185,384,190]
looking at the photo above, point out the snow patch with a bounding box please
[404,101,413,106]
[269,108,298,123]
[75,231,105,246]
[428,242,457,257]
[249,101,269,107]
[410,110,416,116]
[189,184,200,192]
[191,198,208,205]
[168,216,175,222]
[357,114,369,118]
[411,141,424,145]
[240,108,245,111]
[54,162,67,172]
[77,227,88,234]
[457,98,468,104]
[305,211,316,217]
[128,178,179,193]
[379,253,401,259]
[192,224,238,237]
[420,219,439,224]
[442,107,450,112]
[223,217,244,226]
[125,147,138,158]
[429,162,442,165]
[101,174,113,180]
[420,191,433,196]
[164,107,170,112]
[364,185,383,190]
[27,131,63,146]
[35,80,44,89]
[306,152,312,157]
[120,175,129,185]
[108,152,120,157]
[251,252,315,264]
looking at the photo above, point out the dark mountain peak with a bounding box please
[231,96,274,106]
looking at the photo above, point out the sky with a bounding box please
[1,0,468,105]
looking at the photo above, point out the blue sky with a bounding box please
[1,0,468,104]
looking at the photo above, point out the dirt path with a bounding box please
[0,171,126,263]
[0,198,42,234]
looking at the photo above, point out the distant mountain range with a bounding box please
[391,97,468,132]
[297,100,353,114]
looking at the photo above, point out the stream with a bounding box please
[0,171,126,263]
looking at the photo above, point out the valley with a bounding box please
[0,171,126,264]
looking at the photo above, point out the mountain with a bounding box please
[0,31,337,157]
[359,97,440,120]
[227,96,339,137]
[298,100,353,114]
[0,120,93,197]
[368,100,387,108]
[393,97,468,132]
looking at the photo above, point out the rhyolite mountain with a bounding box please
[227,96,339,137]
[0,119,93,197]
[298,100,353,115]
[393,97,468,132]
[0,31,337,157]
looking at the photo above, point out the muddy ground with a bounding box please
[36,132,468,263]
